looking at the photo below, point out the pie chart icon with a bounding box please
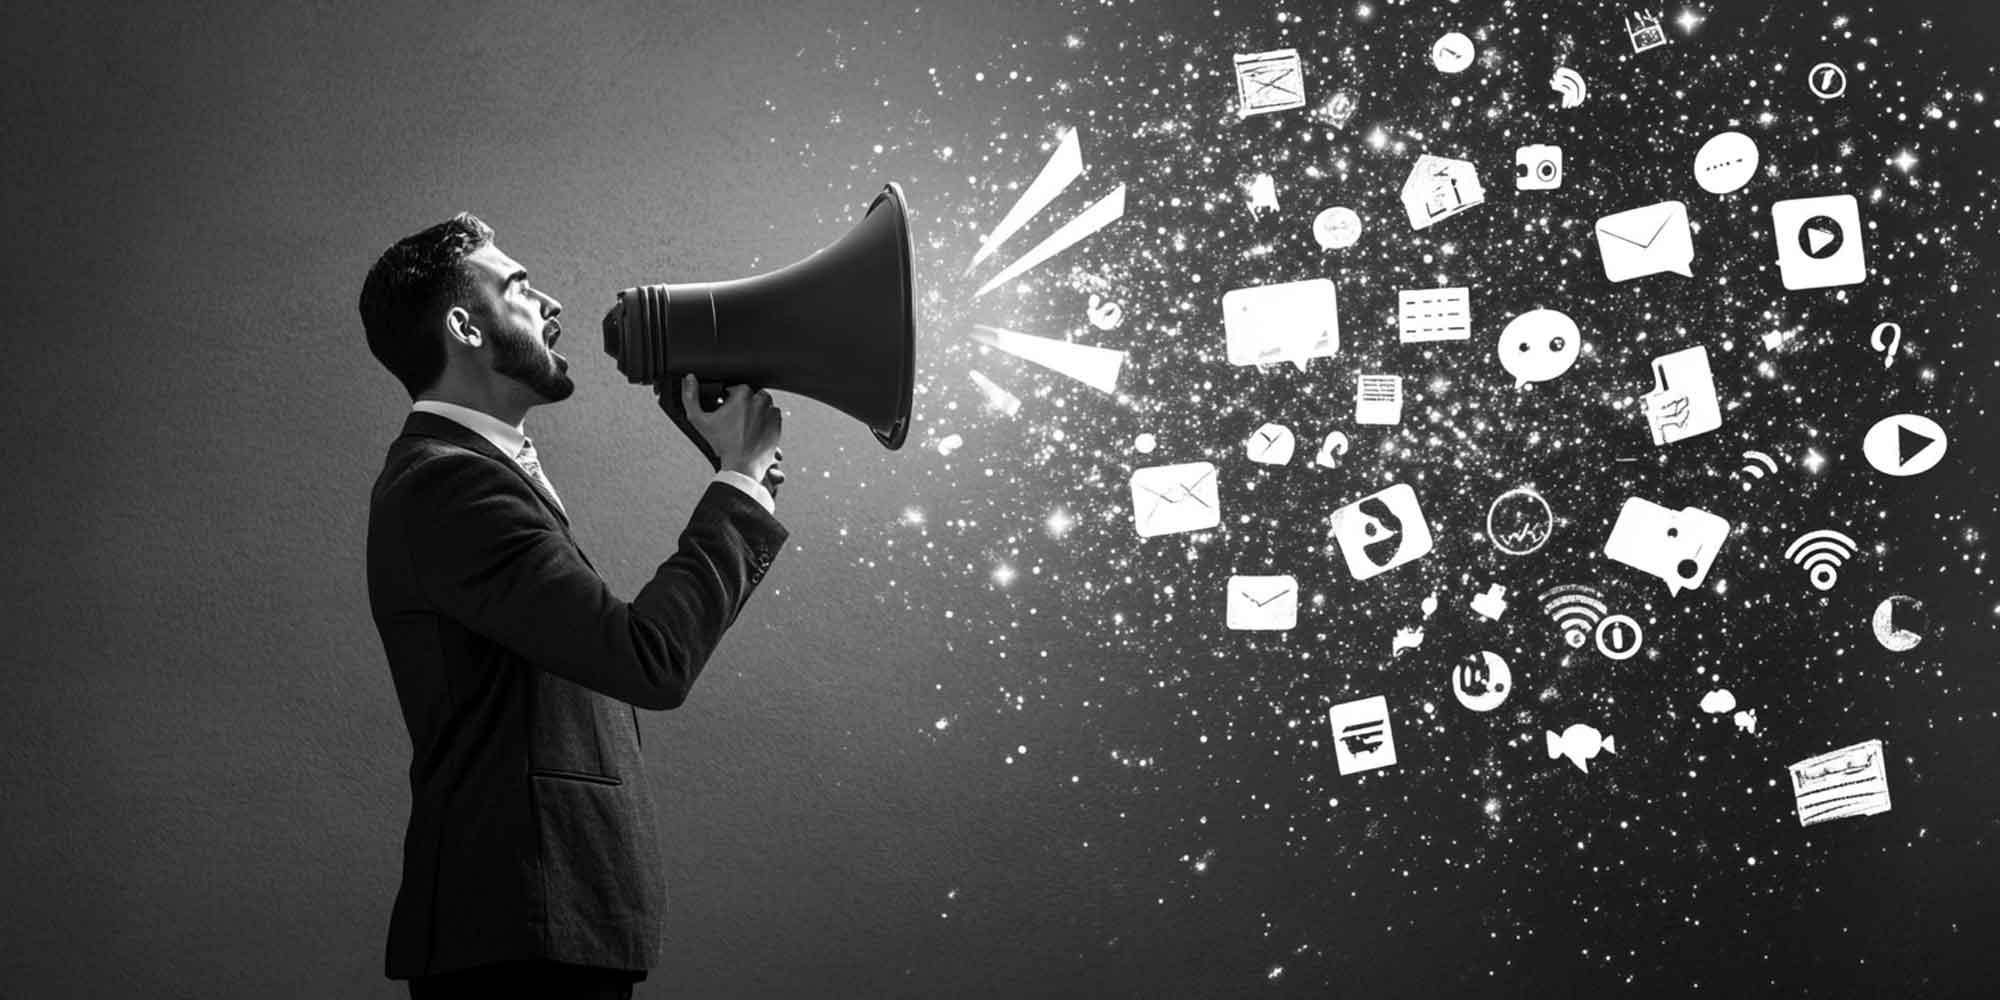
[1863,413,1947,476]
[1871,595,1926,652]
[1798,216,1845,259]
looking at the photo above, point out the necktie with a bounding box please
[516,437,567,517]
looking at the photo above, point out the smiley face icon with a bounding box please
[1498,309,1581,388]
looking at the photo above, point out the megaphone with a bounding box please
[601,183,915,449]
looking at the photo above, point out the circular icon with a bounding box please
[1808,62,1847,99]
[1432,32,1475,73]
[1498,309,1582,388]
[1486,487,1554,556]
[1693,132,1759,195]
[1453,651,1512,712]
[1797,215,1846,259]
[1312,207,1363,250]
[1595,615,1644,660]
[1863,414,1947,477]
[1871,596,1927,652]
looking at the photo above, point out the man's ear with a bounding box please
[443,306,483,348]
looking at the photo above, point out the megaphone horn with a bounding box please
[601,183,916,450]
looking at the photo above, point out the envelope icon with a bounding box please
[1234,49,1305,117]
[1595,200,1694,281]
[1226,574,1297,630]
[1130,462,1222,538]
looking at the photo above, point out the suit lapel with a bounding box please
[399,411,574,530]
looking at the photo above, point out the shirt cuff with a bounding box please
[712,469,775,515]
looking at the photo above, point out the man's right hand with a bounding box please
[664,374,783,486]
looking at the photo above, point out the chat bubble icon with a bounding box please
[1497,309,1581,388]
[1223,279,1339,373]
[1693,131,1759,195]
[1603,497,1731,597]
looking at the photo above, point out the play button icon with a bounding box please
[1799,216,1845,259]
[1863,414,1947,476]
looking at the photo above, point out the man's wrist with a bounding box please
[712,469,776,515]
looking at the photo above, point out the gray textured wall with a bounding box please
[0,2,1084,996]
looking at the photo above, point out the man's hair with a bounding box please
[359,212,494,399]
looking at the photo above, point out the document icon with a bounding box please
[1233,49,1305,117]
[1401,154,1485,230]
[1595,200,1694,281]
[1222,279,1339,371]
[1789,739,1892,828]
[1641,346,1722,445]
[1329,695,1397,775]
[1356,374,1404,425]
[1397,287,1471,342]
[1226,574,1298,630]
[1129,462,1221,538]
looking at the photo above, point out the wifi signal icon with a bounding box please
[1550,67,1587,108]
[1735,450,1781,488]
[1539,585,1607,648]
[1784,529,1858,591]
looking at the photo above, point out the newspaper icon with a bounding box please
[1329,695,1397,775]
[1356,374,1404,425]
[1397,287,1472,342]
[1401,154,1485,230]
[1234,49,1305,117]
[1788,739,1892,828]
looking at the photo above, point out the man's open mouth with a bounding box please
[544,321,562,349]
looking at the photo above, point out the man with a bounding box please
[360,213,786,999]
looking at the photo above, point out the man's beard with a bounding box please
[492,326,575,402]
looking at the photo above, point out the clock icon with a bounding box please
[1871,595,1926,652]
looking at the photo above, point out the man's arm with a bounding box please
[397,451,787,709]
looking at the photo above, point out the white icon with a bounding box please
[1129,462,1221,538]
[1871,595,1926,652]
[1401,154,1485,230]
[1313,206,1363,250]
[1642,346,1722,446]
[1356,374,1404,425]
[1550,67,1587,108]
[1486,487,1553,556]
[1498,309,1581,388]
[1315,431,1349,469]
[1761,330,1795,350]
[1329,484,1433,581]
[967,370,1021,417]
[1547,724,1615,774]
[1312,90,1360,129]
[1772,195,1867,290]
[1222,279,1339,372]
[1470,584,1509,621]
[1604,498,1731,596]
[1514,144,1563,190]
[1245,422,1296,465]
[1785,529,1858,591]
[1863,414,1946,477]
[1391,627,1425,656]
[1539,585,1607,649]
[1700,689,1737,714]
[1789,740,1891,827]
[1244,173,1279,218]
[1086,293,1124,331]
[1735,449,1781,486]
[1329,696,1397,775]
[1397,287,1471,343]
[1596,201,1694,281]
[1133,433,1157,454]
[1626,11,1668,53]
[1431,31,1475,73]
[1453,652,1511,712]
[1226,574,1298,631]
[1735,710,1758,734]
[1693,131,1759,195]
[1234,49,1306,117]
[971,325,1124,393]
[1870,322,1901,368]
[1807,62,1848,99]
[1594,614,1644,660]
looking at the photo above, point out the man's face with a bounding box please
[461,243,572,403]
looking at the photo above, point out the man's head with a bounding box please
[360,212,572,407]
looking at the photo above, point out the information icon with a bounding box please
[1595,615,1644,660]
[1807,62,1847,99]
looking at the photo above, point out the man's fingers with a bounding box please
[679,373,700,415]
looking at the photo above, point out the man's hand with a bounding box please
[658,374,784,498]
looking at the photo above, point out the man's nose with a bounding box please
[537,289,562,318]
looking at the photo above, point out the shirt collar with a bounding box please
[411,399,530,462]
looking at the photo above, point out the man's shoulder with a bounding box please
[371,432,513,511]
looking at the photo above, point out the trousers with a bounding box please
[406,959,645,999]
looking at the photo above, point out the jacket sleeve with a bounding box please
[397,451,788,710]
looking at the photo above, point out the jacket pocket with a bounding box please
[529,768,623,787]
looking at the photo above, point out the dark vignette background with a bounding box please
[1,0,1995,997]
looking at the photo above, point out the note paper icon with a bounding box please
[1329,695,1397,775]
[1397,287,1472,342]
[1356,374,1404,425]
[1788,739,1892,828]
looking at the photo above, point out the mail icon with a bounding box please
[1129,462,1222,538]
[1595,200,1694,281]
[1226,574,1298,630]
[1233,49,1305,117]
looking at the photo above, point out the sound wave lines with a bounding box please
[966,129,1127,298]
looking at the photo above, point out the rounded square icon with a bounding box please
[1329,483,1433,580]
[1772,195,1867,290]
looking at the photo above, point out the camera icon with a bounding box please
[1515,144,1563,190]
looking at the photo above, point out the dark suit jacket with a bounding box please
[367,411,787,980]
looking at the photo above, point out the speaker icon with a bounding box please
[1785,529,1859,591]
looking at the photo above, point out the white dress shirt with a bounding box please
[411,400,775,515]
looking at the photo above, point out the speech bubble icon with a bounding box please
[1498,309,1581,388]
[1694,131,1759,195]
